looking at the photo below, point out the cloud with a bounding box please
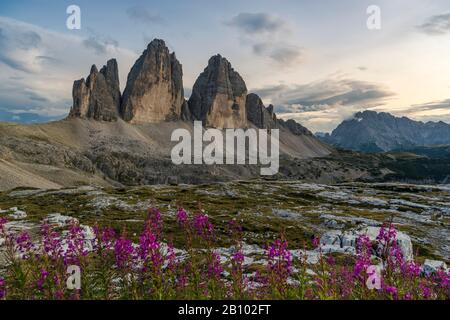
[409,99,450,112]
[83,34,119,55]
[226,13,301,66]
[226,13,285,34]
[0,25,43,72]
[253,77,395,132]
[126,6,164,25]
[252,42,303,65]
[255,78,394,110]
[417,13,450,35]
[0,17,137,121]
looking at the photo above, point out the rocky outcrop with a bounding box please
[246,93,312,136]
[188,55,248,128]
[69,59,121,121]
[120,39,185,123]
[246,93,277,129]
[319,226,414,262]
[279,119,313,136]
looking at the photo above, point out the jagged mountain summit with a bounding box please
[66,38,315,139]
[68,59,121,121]
[188,54,248,128]
[245,93,312,136]
[120,39,186,123]
[319,110,450,152]
[0,38,337,191]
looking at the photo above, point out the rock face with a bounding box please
[318,110,450,152]
[120,39,185,123]
[188,55,248,128]
[69,59,121,121]
[246,93,277,129]
[246,93,312,136]
[278,119,312,136]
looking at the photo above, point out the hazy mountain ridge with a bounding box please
[318,110,450,152]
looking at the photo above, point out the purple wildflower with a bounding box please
[312,235,320,248]
[139,227,163,271]
[0,277,5,299]
[192,213,214,240]
[176,208,189,226]
[36,269,49,291]
[353,234,372,278]
[63,221,87,266]
[208,251,223,278]
[267,239,293,280]
[232,250,245,264]
[15,231,34,259]
[385,285,398,297]
[114,236,134,269]
[146,208,163,235]
[41,223,62,259]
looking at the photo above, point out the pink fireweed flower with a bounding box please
[377,223,397,245]
[15,231,34,259]
[403,261,421,277]
[192,213,214,240]
[312,235,320,248]
[166,243,177,271]
[353,234,372,278]
[36,269,49,291]
[63,221,87,266]
[208,251,224,278]
[41,223,62,259]
[434,270,450,289]
[232,250,245,264]
[114,236,134,269]
[267,239,293,279]
[0,277,5,299]
[176,207,189,226]
[139,227,163,271]
[146,208,163,236]
[384,285,398,298]
[420,283,432,299]
[93,226,116,252]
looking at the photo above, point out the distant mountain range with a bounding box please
[317,111,450,152]
[0,109,63,124]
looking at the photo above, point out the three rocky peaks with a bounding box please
[69,39,311,135]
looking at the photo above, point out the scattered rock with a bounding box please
[422,259,448,275]
[46,213,78,227]
[319,226,414,262]
[7,207,27,219]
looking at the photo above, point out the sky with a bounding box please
[1,0,450,132]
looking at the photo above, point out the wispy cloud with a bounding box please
[126,6,164,25]
[225,12,285,34]
[225,12,300,67]
[254,77,395,132]
[417,13,450,35]
[255,78,394,111]
[409,99,450,112]
[82,30,119,55]
[252,42,303,65]
[0,17,137,121]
